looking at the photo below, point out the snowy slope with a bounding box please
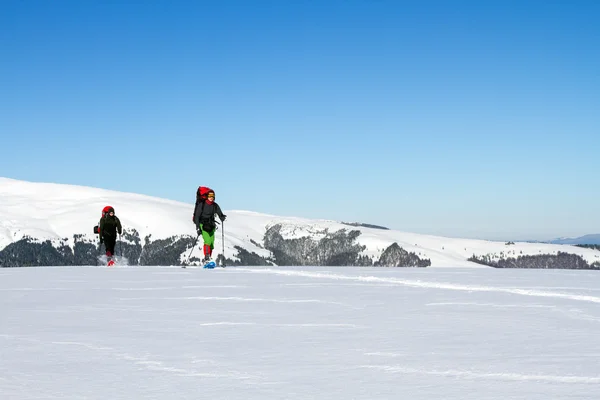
[2,266,600,399]
[1,177,599,267]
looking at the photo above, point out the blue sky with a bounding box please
[1,0,599,241]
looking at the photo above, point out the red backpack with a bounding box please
[197,186,213,203]
[193,186,213,222]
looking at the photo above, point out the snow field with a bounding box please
[1,266,599,399]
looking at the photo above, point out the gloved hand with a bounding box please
[196,226,202,236]
[221,215,227,222]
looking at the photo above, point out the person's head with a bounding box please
[207,191,215,202]
[107,207,115,216]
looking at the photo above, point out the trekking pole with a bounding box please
[186,232,200,265]
[221,221,226,267]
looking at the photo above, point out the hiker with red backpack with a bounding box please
[98,206,122,266]
[193,188,226,263]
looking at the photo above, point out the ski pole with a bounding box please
[186,232,200,265]
[221,221,226,267]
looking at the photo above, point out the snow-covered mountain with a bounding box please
[1,177,599,269]
[550,234,600,245]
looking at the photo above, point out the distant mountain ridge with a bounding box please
[549,234,600,245]
[1,177,599,269]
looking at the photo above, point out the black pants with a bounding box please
[103,235,117,257]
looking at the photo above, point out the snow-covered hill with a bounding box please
[1,177,599,268]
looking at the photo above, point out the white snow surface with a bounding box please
[1,266,600,399]
[1,177,599,267]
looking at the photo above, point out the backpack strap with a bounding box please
[196,199,206,226]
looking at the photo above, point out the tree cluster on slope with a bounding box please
[118,229,144,264]
[263,224,429,267]
[375,242,431,267]
[139,234,195,266]
[0,237,71,267]
[264,225,369,266]
[0,231,146,267]
[576,244,600,251]
[219,246,275,266]
[468,251,599,270]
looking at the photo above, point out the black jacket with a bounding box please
[99,215,122,238]
[193,200,225,229]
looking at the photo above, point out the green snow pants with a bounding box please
[200,224,215,249]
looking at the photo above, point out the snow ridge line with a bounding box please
[236,268,600,304]
[360,365,600,384]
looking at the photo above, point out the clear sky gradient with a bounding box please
[1,0,599,240]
